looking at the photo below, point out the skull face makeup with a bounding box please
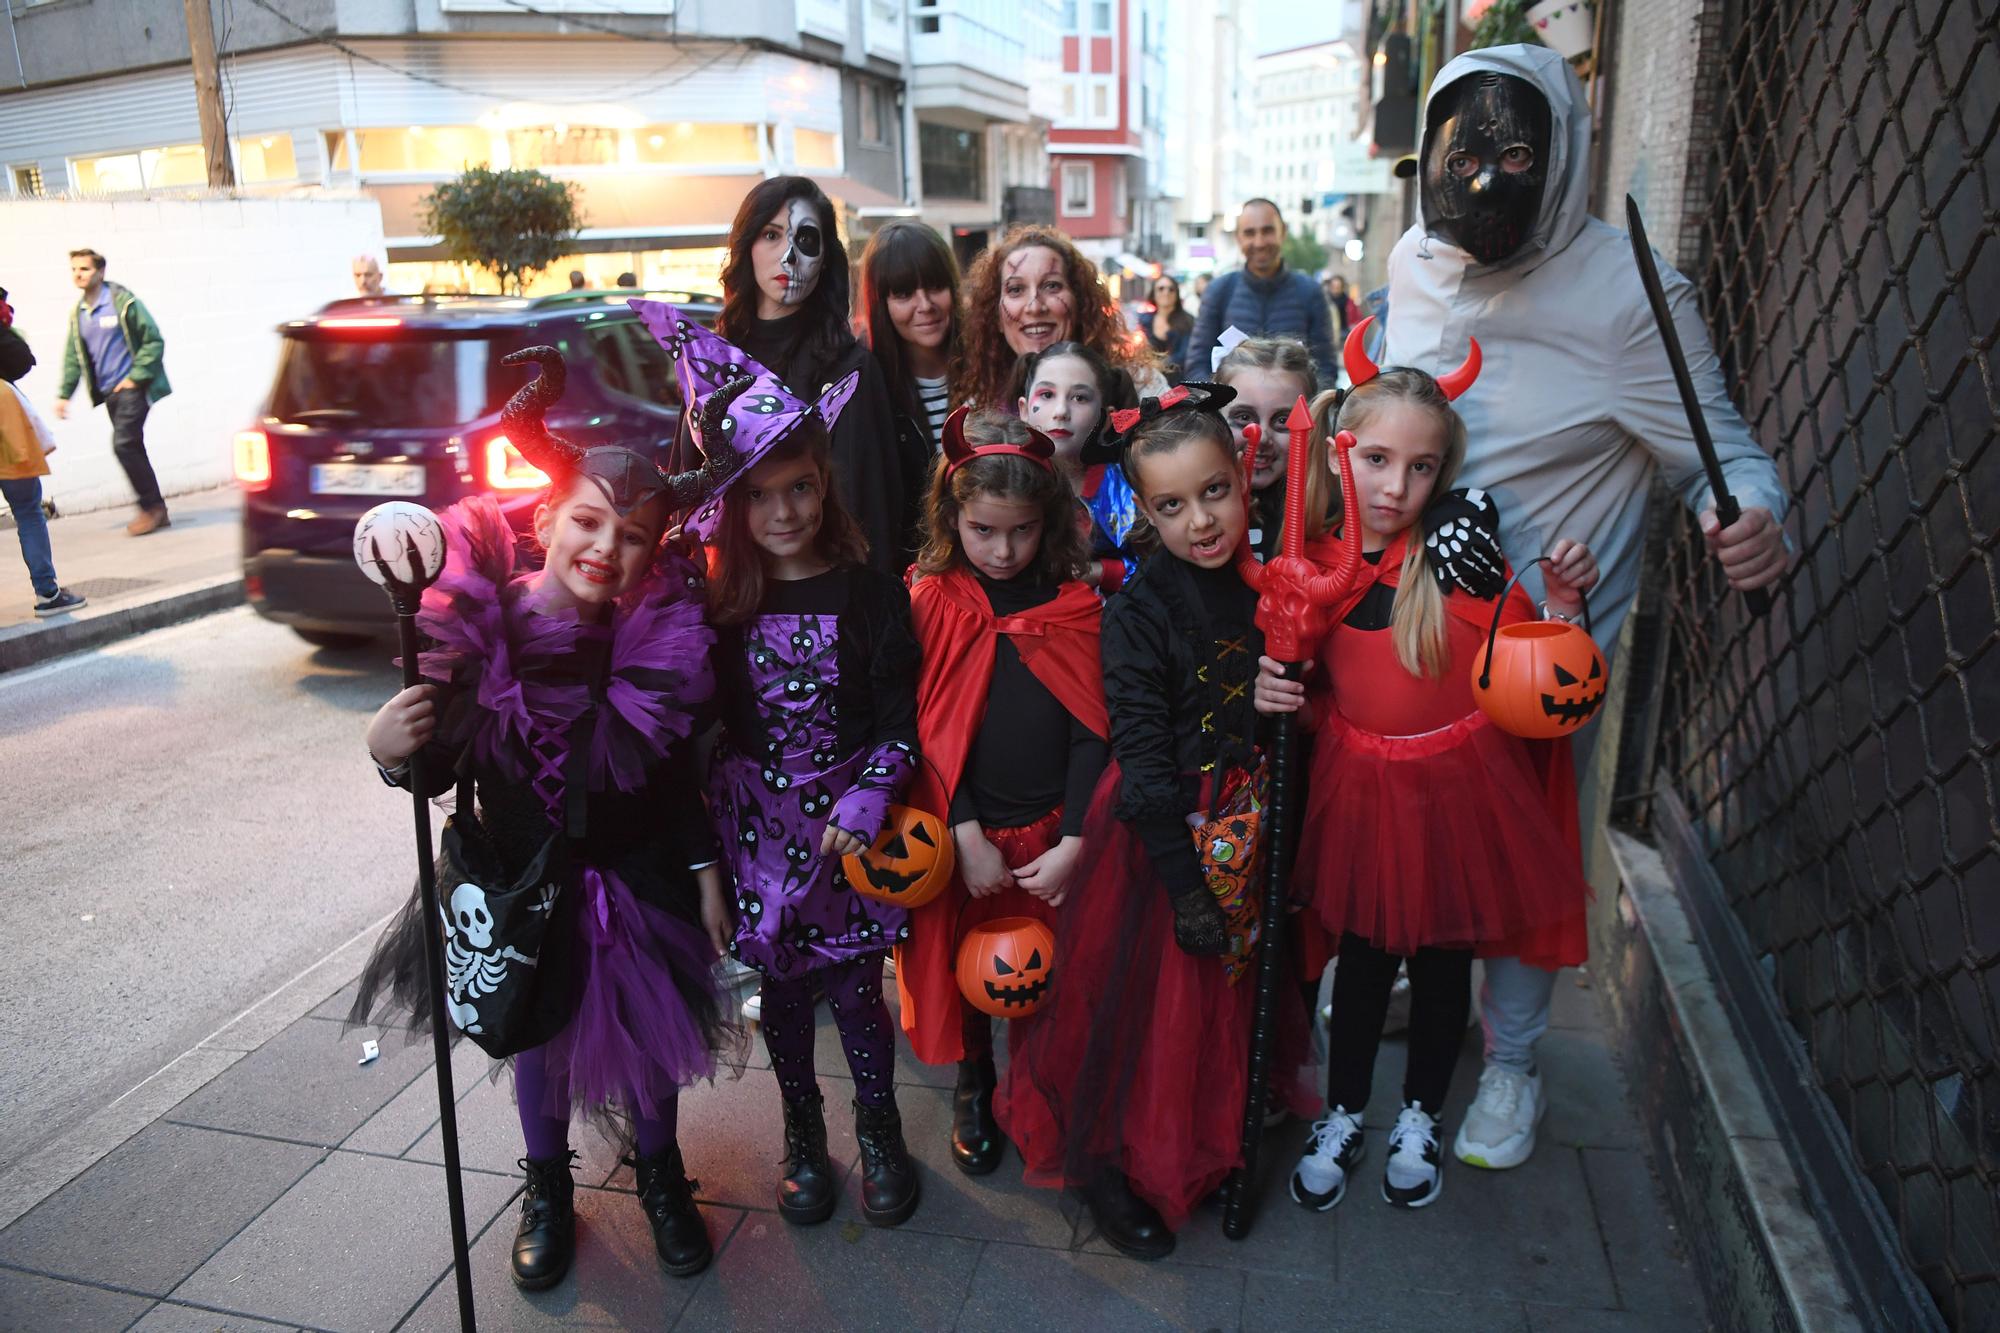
[1421,72,1553,265]
[776,197,824,306]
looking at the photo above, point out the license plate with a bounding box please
[310,463,425,496]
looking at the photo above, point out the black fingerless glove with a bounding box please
[1421,487,1506,599]
[1167,884,1232,957]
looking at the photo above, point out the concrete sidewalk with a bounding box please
[0,486,244,672]
[0,958,1710,1332]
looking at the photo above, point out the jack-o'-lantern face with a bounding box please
[1471,621,1608,739]
[956,917,1057,1019]
[844,805,956,909]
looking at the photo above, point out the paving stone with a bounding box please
[1580,1148,1706,1322]
[341,1038,491,1159]
[1244,1275,1531,1331]
[0,1121,320,1296]
[127,1302,302,1331]
[1539,1028,1643,1151]
[1547,967,1602,1030]
[167,1017,436,1147]
[673,1211,981,1331]
[168,1151,515,1331]
[0,1267,154,1332]
[957,1240,1245,1332]
[309,980,361,1021]
[600,1067,863,1211]
[849,1079,1078,1250]
[400,1185,741,1331]
[1334,1145,1617,1308]
[1525,1304,1711,1333]
[404,1071,626,1189]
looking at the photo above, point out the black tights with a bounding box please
[1322,933,1473,1115]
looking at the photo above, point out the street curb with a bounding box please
[0,574,244,674]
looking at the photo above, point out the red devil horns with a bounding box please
[941,404,1056,478]
[1341,316,1482,402]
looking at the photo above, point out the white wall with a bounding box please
[2,193,386,513]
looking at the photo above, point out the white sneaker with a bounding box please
[740,990,762,1023]
[1290,1108,1365,1211]
[1453,1064,1545,1169]
[1383,1102,1443,1207]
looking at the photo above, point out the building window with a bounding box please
[1090,0,1111,32]
[794,128,841,170]
[1112,166,1128,225]
[634,123,761,165]
[507,124,620,169]
[1060,161,1093,217]
[1061,83,1078,120]
[11,165,43,196]
[1090,78,1112,122]
[1062,0,1078,28]
[235,134,298,182]
[354,127,492,174]
[860,82,888,147]
[919,122,984,200]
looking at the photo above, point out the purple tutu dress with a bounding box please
[351,496,732,1125]
[709,565,920,980]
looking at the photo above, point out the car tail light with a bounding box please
[484,434,550,490]
[234,430,271,490]
[319,317,403,330]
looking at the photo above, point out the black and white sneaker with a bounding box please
[1382,1102,1443,1208]
[32,588,85,617]
[1289,1108,1365,1211]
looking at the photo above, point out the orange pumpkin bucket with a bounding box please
[955,916,1057,1019]
[1469,558,1608,739]
[843,804,957,909]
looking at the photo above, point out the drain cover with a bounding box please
[66,577,160,599]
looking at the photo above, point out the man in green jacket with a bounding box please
[55,248,173,535]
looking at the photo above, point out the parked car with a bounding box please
[236,291,718,647]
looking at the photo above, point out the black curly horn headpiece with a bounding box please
[663,370,755,510]
[500,346,586,477]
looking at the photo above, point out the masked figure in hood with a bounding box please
[1381,44,1790,1175]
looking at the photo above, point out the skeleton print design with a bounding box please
[437,881,554,1034]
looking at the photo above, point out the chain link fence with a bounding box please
[1638,0,1999,1325]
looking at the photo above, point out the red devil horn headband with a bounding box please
[941,404,1057,477]
[1341,317,1482,401]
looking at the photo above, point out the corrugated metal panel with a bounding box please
[0,38,839,164]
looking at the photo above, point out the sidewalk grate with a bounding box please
[66,577,160,600]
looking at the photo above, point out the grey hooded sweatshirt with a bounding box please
[1383,45,1788,657]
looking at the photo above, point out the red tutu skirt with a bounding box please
[895,808,1064,1066]
[1293,709,1589,956]
[997,765,1314,1230]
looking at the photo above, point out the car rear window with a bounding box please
[583,318,682,407]
[270,334,496,429]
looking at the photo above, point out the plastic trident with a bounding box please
[1222,396,1362,1241]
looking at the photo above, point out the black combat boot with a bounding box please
[853,1096,920,1226]
[1082,1164,1175,1260]
[777,1091,838,1225]
[950,1055,1005,1176]
[511,1152,577,1290]
[633,1143,712,1277]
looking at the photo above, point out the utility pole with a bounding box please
[183,0,235,187]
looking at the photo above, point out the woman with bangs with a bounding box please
[856,220,964,566]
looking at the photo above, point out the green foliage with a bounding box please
[1470,0,1544,50]
[419,167,584,295]
[1282,231,1329,275]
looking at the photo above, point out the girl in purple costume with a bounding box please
[637,299,925,1229]
[353,349,745,1293]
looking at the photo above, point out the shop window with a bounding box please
[506,124,620,169]
[634,123,760,166]
[236,134,297,183]
[355,127,491,174]
[794,128,840,170]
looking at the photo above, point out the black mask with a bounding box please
[1420,73,1553,265]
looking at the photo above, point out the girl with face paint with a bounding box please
[707,177,908,579]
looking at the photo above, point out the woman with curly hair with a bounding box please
[953,225,1159,414]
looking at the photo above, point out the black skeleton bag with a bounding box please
[434,788,576,1059]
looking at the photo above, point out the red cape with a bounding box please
[896,567,1109,1064]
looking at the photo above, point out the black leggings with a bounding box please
[1323,933,1473,1115]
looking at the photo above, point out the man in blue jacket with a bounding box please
[1186,198,1337,384]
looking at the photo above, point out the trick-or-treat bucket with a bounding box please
[1527,0,1597,59]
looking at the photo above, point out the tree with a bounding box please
[420,167,584,296]
[1282,231,1329,276]
[1467,0,1542,49]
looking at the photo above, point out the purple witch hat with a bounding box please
[629,300,859,540]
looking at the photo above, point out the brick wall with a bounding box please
[1594,0,1729,268]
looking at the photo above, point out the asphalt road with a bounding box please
[0,610,414,1177]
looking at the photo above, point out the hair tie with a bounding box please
[1083,381,1238,464]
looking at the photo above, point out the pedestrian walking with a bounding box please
[1381,45,1789,1175]
[662,312,926,1231]
[897,407,1106,1179]
[1003,388,1316,1260]
[1254,346,1597,1215]
[351,347,743,1292]
[53,249,172,536]
[2,292,84,617]
[1186,200,1337,384]
[352,254,387,297]
[855,219,964,565]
